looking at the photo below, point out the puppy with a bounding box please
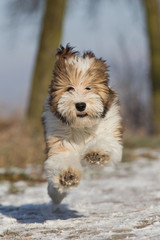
[42,44,123,204]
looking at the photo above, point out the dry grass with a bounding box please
[0,117,45,181]
[124,134,160,149]
[122,148,158,162]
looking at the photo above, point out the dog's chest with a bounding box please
[68,127,95,146]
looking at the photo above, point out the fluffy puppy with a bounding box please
[42,44,123,204]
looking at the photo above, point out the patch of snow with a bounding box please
[0,164,43,176]
[0,149,160,239]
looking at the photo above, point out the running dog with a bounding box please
[42,44,123,204]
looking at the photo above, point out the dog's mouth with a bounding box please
[77,113,88,118]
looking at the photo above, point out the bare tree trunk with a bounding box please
[27,0,66,131]
[143,0,160,134]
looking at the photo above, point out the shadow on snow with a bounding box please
[0,202,84,223]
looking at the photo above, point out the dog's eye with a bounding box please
[67,87,74,92]
[85,87,91,90]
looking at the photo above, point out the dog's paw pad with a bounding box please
[59,168,81,188]
[84,152,110,165]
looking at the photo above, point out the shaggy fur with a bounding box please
[42,44,123,204]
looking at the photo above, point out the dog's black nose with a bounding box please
[75,102,86,112]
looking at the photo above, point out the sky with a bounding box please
[0,0,41,116]
[0,0,150,117]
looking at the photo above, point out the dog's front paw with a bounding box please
[83,152,110,166]
[59,168,81,188]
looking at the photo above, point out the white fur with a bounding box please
[43,96,123,204]
[57,90,104,127]
[66,56,94,75]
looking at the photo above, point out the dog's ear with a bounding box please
[83,51,95,59]
[101,88,117,118]
[107,88,117,109]
[56,44,78,60]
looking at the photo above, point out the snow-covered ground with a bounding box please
[0,149,160,240]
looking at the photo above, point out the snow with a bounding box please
[0,149,160,239]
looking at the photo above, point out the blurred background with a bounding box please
[0,0,160,181]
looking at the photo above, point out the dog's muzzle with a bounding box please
[75,102,86,112]
[75,102,88,118]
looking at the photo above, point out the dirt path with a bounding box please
[0,149,160,240]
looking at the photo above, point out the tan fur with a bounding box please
[56,44,78,60]
[49,45,114,117]
[114,124,123,144]
[83,51,95,58]
[47,138,70,157]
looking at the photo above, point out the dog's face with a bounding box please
[49,45,115,127]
